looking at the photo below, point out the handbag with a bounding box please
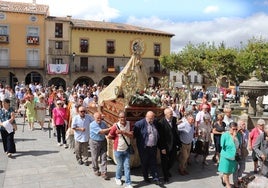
[241,146,249,157]
[116,124,135,154]
[235,153,241,162]
[66,127,74,140]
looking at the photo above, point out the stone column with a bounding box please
[248,96,257,116]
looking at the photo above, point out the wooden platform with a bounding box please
[88,98,164,167]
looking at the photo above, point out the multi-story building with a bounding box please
[0,1,48,87]
[170,71,203,88]
[67,19,174,88]
[1,1,174,89]
[45,16,72,88]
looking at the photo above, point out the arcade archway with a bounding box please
[99,76,114,86]
[73,76,94,86]
[25,72,43,85]
[48,77,66,90]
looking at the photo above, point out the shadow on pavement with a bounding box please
[14,138,37,142]
[12,150,59,158]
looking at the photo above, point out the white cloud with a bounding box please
[7,1,268,53]
[262,1,268,5]
[126,13,268,52]
[203,5,219,14]
[8,0,120,21]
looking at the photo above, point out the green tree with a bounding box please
[238,37,268,81]
[160,42,203,90]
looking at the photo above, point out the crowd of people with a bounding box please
[0,81,268,187]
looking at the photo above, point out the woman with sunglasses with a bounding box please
[52,100,68,148]
[218,122,239,188]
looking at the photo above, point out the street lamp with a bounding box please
[72,52,76,62]
[69,52,76,75]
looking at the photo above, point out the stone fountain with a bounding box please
[239,72,268,116]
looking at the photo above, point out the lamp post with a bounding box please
[71,52,76,73]
[72,52,76,62]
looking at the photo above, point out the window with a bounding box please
[107,58,114,68]
[154,59,160,73]
[0,25,9,43]
[0,48,9,66]
[27,26,39,36]
[173,76,176,82]
[107,58,115,72]
[55,41,63,49]
[80,39,89,53]
[106,40,115,54]
[53,58,63,64]
[27,49,39,67]
[80,57,88,72]
[194,75,198,83]
[0,13,6,20]
[27,26,39,45]
[188,75,191,83]
[154,43,161,56]
[55,23,63,38]
[0,25,8,35]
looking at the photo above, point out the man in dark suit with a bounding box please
[134,111,161,185]
[157,108,179,183]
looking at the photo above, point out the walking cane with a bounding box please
[22,112,25,132]
[48,118,51,138]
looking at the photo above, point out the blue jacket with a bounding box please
[133,118,159,152]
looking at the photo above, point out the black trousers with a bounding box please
[56,125,66,144]
[139,146,159,181]
[160,148,176,180]
[0,128,16,153]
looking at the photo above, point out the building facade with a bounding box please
[0,1,48,88]
[0,1,173,89]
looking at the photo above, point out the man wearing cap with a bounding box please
[249,118,265,173]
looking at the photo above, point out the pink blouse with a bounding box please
[52,107,67,126]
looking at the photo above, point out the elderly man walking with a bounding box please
[90,112,111,180]
[71,106,93,166]
[177,114,195,175]
[134,111,161,185]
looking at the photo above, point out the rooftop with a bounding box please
[71,19,174,37]
[0,0,49,15]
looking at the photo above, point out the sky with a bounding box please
[6,0,268,52]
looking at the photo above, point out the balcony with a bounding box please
[0,35,9,43]
[27,36,39,45]
[55,31,62,38]
[0,59,44,69]
[48,47,69,55]
[107,47,115,54]
[149,66,168,76]
[75,65,94,73]
[102,66,120,74]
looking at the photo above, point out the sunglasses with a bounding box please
[79,110,86,113]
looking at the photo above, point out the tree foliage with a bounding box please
[159,37,268,88]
